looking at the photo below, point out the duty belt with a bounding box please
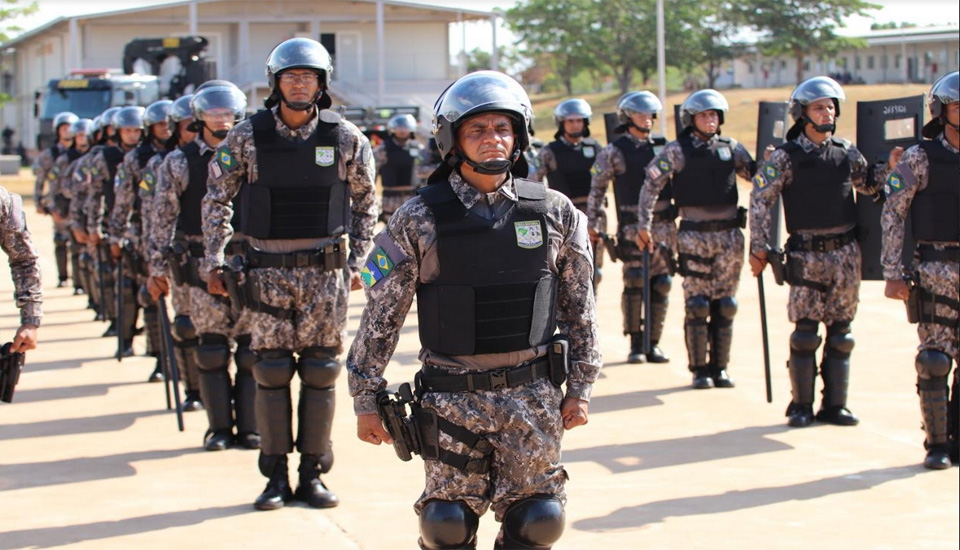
[246,241,346,270]
[653,205,678,223]
[679,218,738,232]
[786,229,856,253]
[383,185,417,194]
[418,357,551,393]
[917,244,960,264]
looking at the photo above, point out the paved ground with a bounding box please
[1,188,957,550]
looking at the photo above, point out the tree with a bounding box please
[870,21,917,30]
[738,0,879,83]
[505,0,598,96]
[1,0,38,105]
[583,0,658,95]
[686,0,749,88]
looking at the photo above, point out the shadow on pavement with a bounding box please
[0,408,170,441]
[563,424,794,474]
[0,504,253,549]
[13,380,144,404]
[588,386,690,414]
[0,447,202,492]
[17,355,103,372]
[572,465,922,531]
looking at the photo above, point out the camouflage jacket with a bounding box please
[0,186,43,326]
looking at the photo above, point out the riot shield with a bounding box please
[756,101,789,249]
[673,104,683,138]
[603,112,622,144]
[856,95,924,280]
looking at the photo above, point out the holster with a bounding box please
[905,275,921,324]
[375,382,423,461]
[662,243,678,276]
[1,342,26,403]
[766,246,786,286]
[164,242,188,286]
[547,335,569,388]
[601,233,619,263]
[221,256,248,313]
[736,206,748,229]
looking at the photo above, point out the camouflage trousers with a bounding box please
[170,280,191,315]
[187,285,251,338]
[621,219,678,278]
[413,374,566,522]
[917,260,959,361]
[247,266,350,353]
[380,189,416,225]
[786,241,861,325]
[678,227,744,300]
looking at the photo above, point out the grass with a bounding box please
[531,83,931,154]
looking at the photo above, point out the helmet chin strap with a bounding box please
[566,131,584,139]
[803,114,836,134]
[453,150,516,176]
[943,114,960,132]
[203,123,230,139]
[281,90,322,112]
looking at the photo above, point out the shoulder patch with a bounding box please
[217,146,238,173]
[763,164,778,182]
[360,235,409,289]
[657,157,673,174]
[886,171,904,195]
[139,169,157,194]
[752,173,767,189]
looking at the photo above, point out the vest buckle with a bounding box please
[489,370,508,390]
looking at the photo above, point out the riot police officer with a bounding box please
[750,76,882,428]
[880,71,960,469]
[349,70,601,550]
[374,113,424,223]
[635,89,757,389]
[533,99,600,211]
[202,38,377,510]
[1,185,42,356]
[589,91,676,364]
[33,111,78,288]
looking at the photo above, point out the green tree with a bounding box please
[505,0,597,96]
[686,0,749,88]
[1,0,38,105]
[738,0,880,83]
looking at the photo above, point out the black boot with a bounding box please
[183,390,204,412]
[917,366,951,469]
[116,339,134,358]
[685,297,710,390]
[295,454,340,508]
[102,320,118,337]
[786,402,815,428]
[147,358,164,383]
[204,429,234,452]
[233,338,260,450]
[692,368,714,390]
[708,298,736,388]
[924,443,952,470]
[627,333,646,364]
[786,321,820,427]
[254,453,293,511]
[816,323,858,426]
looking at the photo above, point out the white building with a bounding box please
[0,0,498,151]
[723,25,959,89]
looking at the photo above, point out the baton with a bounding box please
[96,244,109,322]
[642,248,652,356]
[157,294,184,431]
[757,273,773,403]
[116,247,124,362]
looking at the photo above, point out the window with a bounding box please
[867,55,875,70]
[781,60,787,69]
[803,59,810,71]
[895,54,901,69]
[855,56,861,70]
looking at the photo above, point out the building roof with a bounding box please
[1,0,495,49]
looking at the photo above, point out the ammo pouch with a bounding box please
[736,206,748,229]
[910,282,960,329]
[766,246,786,286]
[783,253,827,292]
[220,256,249,313]
[678,252,713,278]
[905,277,921,324]
[1,342,26,404]
[547,334,569,388]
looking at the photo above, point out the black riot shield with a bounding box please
[673,104,683,138]
[756,101,789,249]
[603,112,622,144]
[856,95,924,280]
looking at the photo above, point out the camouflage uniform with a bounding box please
[203,105,376,499]
[589,134,677,359]
[0,186,43,327]
[48,148,91,295]
[33,143,71,284]
[347,172,601,523]
[880,132,959,458]
[637,134,754,381]
[69,146,108,316]
[374,137,426,224]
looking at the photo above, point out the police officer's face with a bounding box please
[393,129,411,140]
[693,110,719,134]
[804,98,836,126]
[563,117,585,136]
[455,113,515,164]
[178,119,198,144]
[204,108,235,133]
[278,70,320,104]
[945,102,959,126]
[57,124,72,141]
[629,112,654,131]
[151,121,172,142]
[75,133,88,148]
[119,127,142,147]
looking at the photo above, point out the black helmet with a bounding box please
[679,89,728,129]
[70,118,95,138]
[53,111,79,132]
[617,91,662,125]
[432,70,532,175]
[167,94,194,129]
[387,113,418,135]
[143,99,173,129]
[265,38,333,110]
[114,106,146,129]
[922,71,959,138]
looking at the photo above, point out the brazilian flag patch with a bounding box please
[139,170,157,194]
[360,261,383,288]
[217,146,238,172]
[360,246,396,288]
[764,164,778,181]
[886,172,904,195]
[657,158,672,173]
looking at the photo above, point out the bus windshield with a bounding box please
[42,87,112,119]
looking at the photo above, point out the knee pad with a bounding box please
[172,315,197,344]
[502,496,565,549]
[298,347,342,389]
[623,268,645,289]
[253,349,296,388]
[651,274,672,298]
[234,335,256,373]
[685,296,710,320]
[196,333,230,371]
[916,349,953,379]
[789,319,821,354]
[825,322,854,357]
[419,500,479,550]
[713,296,737,320]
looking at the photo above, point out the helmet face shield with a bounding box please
[70,118,95,137]
[167,94,194,128]
[114,106,146,129]
[387,113,418,135]
[617,91,662,126]
[53,111,79,133]
[190,86,247,123]
[928,71,959,118]
[143,100,173,129]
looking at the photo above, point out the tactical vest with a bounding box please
[779,138,856,233]
[102,146,126,214]
[611,136,671,228]
[241,109,347,240]
[912,139,959,242]
[66,147,83,163]
[135,143,156,169]
[546,138,598,200]
[416,178,558,356]
[670,134,737,207]
[381,138,416,189]
[175,142,212,236]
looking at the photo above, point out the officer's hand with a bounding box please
[88,233,101,246]
[887,146,904,171]
[11,323,38,353]
[357,413,392,445]
[588,228,600,244]
[350,271,363,291]
[634,230,654,252]
[147,275,170,301]
[749,250,768,277]
[110,243,122,260]
[51,212,65,223]
[884,279,910,301]
[763,144,776,162]
[207,269,229,297]
[561,397,589,430]
[72,229,88,244]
